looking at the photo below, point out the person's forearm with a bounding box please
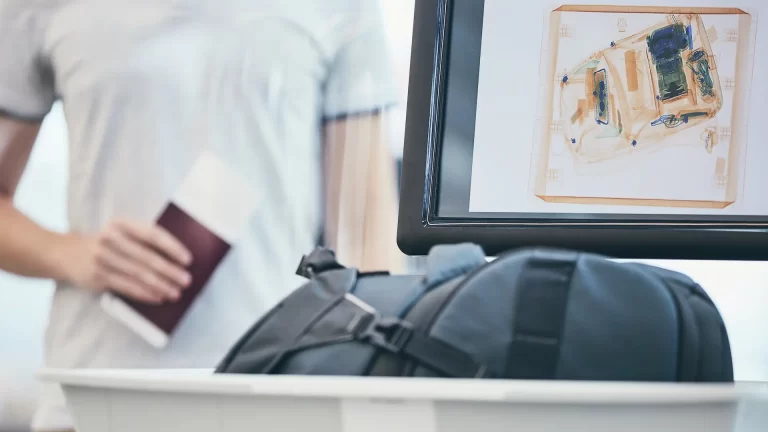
[359,128,404,273]
[324,115,405,273]
[0,197,73,281]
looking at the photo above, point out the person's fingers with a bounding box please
[100,229,191,288]
[114,220,192,266]
[94,248,182,301]
[103,271,164,305]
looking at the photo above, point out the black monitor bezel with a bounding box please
[397,0,768,260]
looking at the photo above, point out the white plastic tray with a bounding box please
[39,368,767,432]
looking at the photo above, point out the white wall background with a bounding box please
[2,1,765,429]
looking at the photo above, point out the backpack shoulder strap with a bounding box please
[505,249,579,379]
[262,292,491,378]
[217,251,358,374]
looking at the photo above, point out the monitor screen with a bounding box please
[398,0,768,259]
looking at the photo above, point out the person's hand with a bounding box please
[58,220,193,304]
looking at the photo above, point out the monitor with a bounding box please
[398,0,768,260]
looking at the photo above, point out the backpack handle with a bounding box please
[295,247,346,278]
[424,243,487,290]
[506,249,579,379]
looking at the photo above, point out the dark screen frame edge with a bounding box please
[396,0,768,260]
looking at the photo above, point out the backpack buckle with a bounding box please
[367,317,414,353]
[345,294,413,353]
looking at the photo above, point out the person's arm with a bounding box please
[0,117,72,280]
[323,113,404,273]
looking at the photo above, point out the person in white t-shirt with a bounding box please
[0,1,404,430]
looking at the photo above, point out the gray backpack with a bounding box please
[216,244,733,382]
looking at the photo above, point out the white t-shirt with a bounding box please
[0,0,399,430]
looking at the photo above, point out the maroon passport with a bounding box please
[100,151,258,348]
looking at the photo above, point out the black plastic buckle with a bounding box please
[352,313,413,354]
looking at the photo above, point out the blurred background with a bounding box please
[1,1,766,430]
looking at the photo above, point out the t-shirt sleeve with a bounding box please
[0,3,56,121]
[322,1,401,121]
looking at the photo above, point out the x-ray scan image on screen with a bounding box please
[469,2,764,217]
